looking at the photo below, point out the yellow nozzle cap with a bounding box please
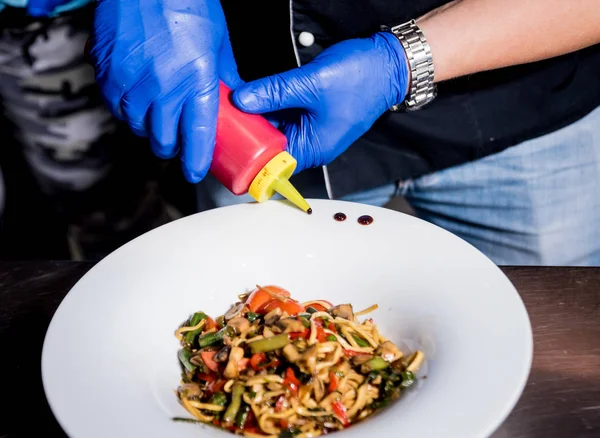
[248,151,312,213]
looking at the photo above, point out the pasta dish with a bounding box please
[174,285,424,437]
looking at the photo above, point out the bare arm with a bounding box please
[417,0,600,82]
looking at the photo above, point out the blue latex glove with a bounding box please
[26,0,85,16]
[232,32,409,172]
[89,0,242,182]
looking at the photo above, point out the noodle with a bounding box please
[175,319,206,340]
[173,286,425,436]
[355,303,379,316]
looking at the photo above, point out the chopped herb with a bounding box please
[172,417,203,424]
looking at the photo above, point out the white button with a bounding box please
[298,31,315,47]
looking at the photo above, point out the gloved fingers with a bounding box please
[118,56,200,139]
[147,93,187,159]
[26,0,61,16]
[120,81,153,137]
[178,82,220,183]
[232,67,316,114]
[218,36,244,90]
[280,114,323,173]
[87,35,126,121]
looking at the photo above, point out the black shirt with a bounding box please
[224,0,600,197]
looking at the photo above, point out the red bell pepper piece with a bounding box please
[250,353,280,370]
[289,328,310,340]
[328,321,338,333]
[283,367,300,395]
[328,371,339,392]
[196,371,217,382]
[332,400,350,427]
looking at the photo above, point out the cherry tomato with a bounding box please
[200,350,219,372]
[245,285,290,312]
[260,299,305,316]
[204,316,217,331]
[305,300,333,312]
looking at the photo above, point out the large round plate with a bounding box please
[42,199,532,438]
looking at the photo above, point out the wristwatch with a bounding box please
[381,19,436,112]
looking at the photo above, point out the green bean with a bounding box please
[209,392,228,406]
[326,335,337,342]
[198,326,233,347]
[223,382,245,427]
[400,371,416,388]
[361,356,389,373]
[178,347,196,372]
[299,316,311,328]
[352,334,370,348]
[306,307,318,314]
[183,312,208,345]
[235,403,250,428]
[248,333,290,354]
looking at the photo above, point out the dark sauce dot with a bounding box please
[357,215,374,225]
[306,208,313,215]
[333,212,347,222]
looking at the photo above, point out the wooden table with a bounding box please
[0,262,599,437]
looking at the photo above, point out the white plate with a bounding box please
[42,199,532,438]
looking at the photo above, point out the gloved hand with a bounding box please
[232,32,409,172]
[27,0,77,16]
[89,0,242,182]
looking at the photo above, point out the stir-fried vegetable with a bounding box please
[173,285,425,436]
[198,326,233,347]
[222,382,245,427]
[248,333,290,354]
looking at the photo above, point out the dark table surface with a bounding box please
[0,262,599,438]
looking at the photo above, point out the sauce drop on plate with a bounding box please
[357,215,374,225]
[333,212,347,222]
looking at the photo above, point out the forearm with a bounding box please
[417,0,600,82]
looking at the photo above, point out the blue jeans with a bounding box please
[201,106,600,266]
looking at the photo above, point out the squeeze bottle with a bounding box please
[211,82,311,213]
